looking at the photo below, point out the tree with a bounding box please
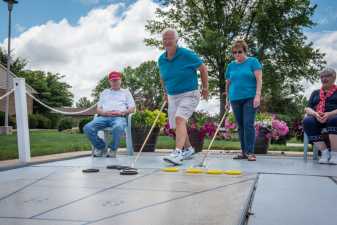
[145,0,325,116]
[76,97,93,108]
[1,48,74,115]
[92,61,164,110]
[0,47,27,75]
[19,70,73,113]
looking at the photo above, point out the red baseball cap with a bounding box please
[108,71,122,80]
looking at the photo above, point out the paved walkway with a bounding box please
[0,149,313,171]
[0,151,91,171]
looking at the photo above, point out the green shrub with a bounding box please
[132,109,167,128]
[79,117,93,133]
[35,114,52,129]
[58,118,73,131]
[9,115,16,129]
[44,113,63,129]
[0,111,4,125]
[28,114,38,129]
[0,112,16,128]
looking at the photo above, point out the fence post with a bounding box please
[14,78,31,163]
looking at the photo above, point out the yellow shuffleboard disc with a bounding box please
[224,170,242,175]
[161,167,179,172]
[186,167,204,174]
[206,169,224,175]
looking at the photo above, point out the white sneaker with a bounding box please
[329,151,337,165]
[163,150,183,165]
[93,148,105,157]
[106,148,117,158]
[182,147,195,160]
[318,149,330,164]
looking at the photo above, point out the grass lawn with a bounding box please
[0,130,307,161]
[0,130,92,160]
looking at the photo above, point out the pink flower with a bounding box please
[163,122,176,137]
[255,118,289,140]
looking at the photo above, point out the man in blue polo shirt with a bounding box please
[158,28,209,165]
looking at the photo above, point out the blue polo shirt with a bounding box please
[225,57,262,101]
[158,47,203,95]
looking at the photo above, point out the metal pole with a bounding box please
[14,78,31,162]
[3,0,17,134]
[4,5,12,131]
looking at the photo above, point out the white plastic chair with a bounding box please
[94,113,134,156]
[303,132,319,161]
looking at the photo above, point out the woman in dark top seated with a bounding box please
[303,68,337,165]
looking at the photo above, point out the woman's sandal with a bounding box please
[233,154,248,160]
[247,154,256,161]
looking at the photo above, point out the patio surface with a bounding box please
[0,152,336,225]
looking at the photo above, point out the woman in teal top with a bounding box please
[225,40,263,161]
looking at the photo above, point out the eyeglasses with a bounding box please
[232,50,243,55]
[320,74,333,79]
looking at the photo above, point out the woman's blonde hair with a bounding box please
[232,39,248,53]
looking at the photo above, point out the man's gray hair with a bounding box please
[162,28,179,40]
[320,67,336,77]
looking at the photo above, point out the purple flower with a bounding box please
[163,112,218,141]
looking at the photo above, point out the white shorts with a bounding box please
[168,90,200,129]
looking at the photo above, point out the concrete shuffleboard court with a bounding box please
[0,152,336,225]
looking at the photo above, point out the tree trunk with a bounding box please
[218,67,226,116]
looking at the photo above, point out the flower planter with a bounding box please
[271,136,287,145]
[188,128,204,153]
[254,127,270,154]
[132,126,160,152]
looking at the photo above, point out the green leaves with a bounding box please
[145,0,325,116]
[1,47,74,114]
[92,61,164,111]
[20,70,74,113]
[76,97,93,108]
[132,109,167,128]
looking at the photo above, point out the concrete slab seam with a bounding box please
[0,170,57,202]
[236,174,260,225]
[0,154,91,172]
[329,177,337,186]
[0,216,89,223]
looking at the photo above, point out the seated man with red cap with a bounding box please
[84,71,136,157]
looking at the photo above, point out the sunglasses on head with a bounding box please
[320,74,333,79]
[232,50,244,55]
